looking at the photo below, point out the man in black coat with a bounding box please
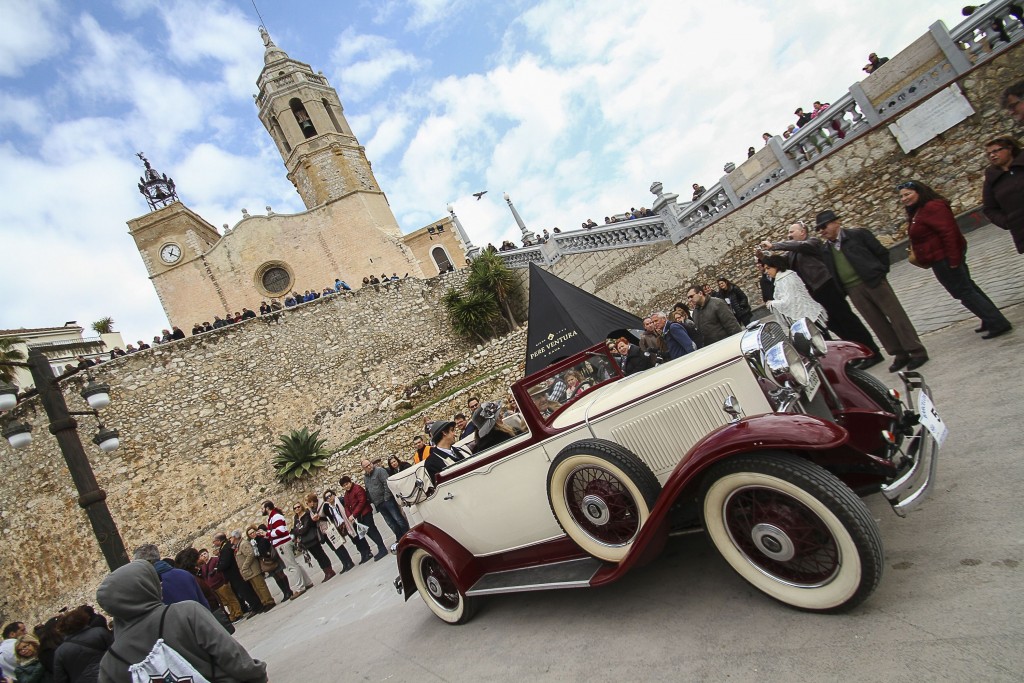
[761,220,883,368]
[213,532,261,617]
[814,210,927,372]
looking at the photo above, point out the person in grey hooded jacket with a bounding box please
[96,560,267,683]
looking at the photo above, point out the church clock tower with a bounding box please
[255,28,395,233]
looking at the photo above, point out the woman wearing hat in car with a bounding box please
[470,402,518,452]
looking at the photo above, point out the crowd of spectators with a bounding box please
[1,608,112,683]
[0,470,419,681]
[93,274,425,363]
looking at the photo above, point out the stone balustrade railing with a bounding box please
[550,216,670,254]
[496,0,1022,268]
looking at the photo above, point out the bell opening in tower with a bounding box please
[290,98,317,139]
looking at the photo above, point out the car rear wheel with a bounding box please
[409,548,478,624]
[547,439,660,563]
[701,452,883,612]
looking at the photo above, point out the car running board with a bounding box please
[466,557,605,596]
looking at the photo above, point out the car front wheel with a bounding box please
[547,439,660,563]
[701,452,883,612]
[409,548,478,624]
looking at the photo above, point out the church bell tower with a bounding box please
[254,28,392,226]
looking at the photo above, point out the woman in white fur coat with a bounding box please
[762,254,830,335]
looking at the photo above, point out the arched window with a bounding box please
[431,246,453,273]
[290,98,317,139]
[322,98,344,134]
[271,115,291,154]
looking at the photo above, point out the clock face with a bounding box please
[160,243,181,264]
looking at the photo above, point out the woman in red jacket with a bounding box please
[900,180,1012,339]
[340,476,390,561]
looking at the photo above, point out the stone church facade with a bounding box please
[127,31,465,330]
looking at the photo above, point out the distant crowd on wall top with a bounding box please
[80,274,449,364]
[494,6,1024,263]
[692,55,884,198]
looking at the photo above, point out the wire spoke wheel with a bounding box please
[548,439,660,563]
[701,452,883,612]
[410,548,478,624]
[723,485,840,586]
[564,465,642,545]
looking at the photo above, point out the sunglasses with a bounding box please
[896,181,916,190]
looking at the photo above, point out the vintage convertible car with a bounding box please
[388,318,944,624]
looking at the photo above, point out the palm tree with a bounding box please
[466,251,522,331]
[272,427,331,481]
[443,288,501,343]
[91,317,115,334]
[0,338,26,384]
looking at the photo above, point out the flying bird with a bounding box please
[473,190,488,200]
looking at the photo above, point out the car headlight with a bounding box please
[764,341,809,388]
[790,318,827,358]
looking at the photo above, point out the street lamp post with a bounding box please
[1,350,129,571]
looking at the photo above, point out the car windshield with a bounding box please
[525,351,620,422]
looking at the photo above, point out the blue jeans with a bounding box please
[931,258,1009,330]
[376,497,410,539]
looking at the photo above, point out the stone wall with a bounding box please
[1,41,1020,626]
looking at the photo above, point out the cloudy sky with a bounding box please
[0,0,963,343]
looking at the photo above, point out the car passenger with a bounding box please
[424,420,465,482]
[469,401,517,453]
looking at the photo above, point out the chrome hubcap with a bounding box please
[426,575,443,597]
[751,523,795,561]
[581,494,611,525]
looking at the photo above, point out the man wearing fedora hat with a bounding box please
[814,210,928,372]
[424,420,466,482]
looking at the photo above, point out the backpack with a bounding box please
[108,606,214,682]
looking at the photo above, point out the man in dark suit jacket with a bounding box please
[813,210,927,373]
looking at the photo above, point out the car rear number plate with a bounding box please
[804,366,821,400]
[918,392,948,446]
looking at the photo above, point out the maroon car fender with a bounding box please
[396,523,483,600]
[591,413,849,587]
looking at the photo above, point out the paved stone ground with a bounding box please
[231,224,1024,682]
[887,223,1024,335]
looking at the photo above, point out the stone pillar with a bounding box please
[447,204,480,261]
[849,83,883,126]
[767,137,798,176]
[719,175,740,208]
[503,193,535,244]
[650,182,687,244]
[929,20,973,75]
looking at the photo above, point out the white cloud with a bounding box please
[0,91,45,135]
[330,29,425,100]
[0,0,65,77]
[157,0,263,98]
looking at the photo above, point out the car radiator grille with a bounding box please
[608,382,736,479]
[758,320,788,353]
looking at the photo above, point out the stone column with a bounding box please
[849,83,883,126]
[929,20,972,75]
[650,182,687,244]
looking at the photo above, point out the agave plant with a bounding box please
[272,427,331,481]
